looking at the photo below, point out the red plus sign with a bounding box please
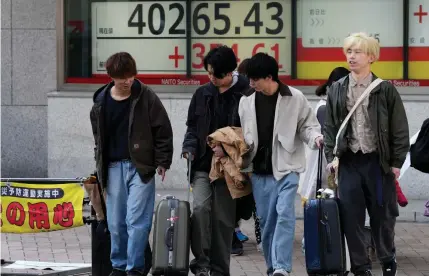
[414,5,428,23]
[168,46,184,68]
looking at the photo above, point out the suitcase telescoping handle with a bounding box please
[186,152,193,202]
[316,145,323,196]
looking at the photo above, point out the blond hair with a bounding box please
[343,32,380,62]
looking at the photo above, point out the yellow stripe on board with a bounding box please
[408,62,429,80]
[297,62,403,80]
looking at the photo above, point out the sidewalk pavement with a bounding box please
[1,189,429,276]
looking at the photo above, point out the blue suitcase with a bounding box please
[304,148,347,276]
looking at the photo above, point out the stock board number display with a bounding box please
[124,1,286,37]
[92,1,291,75]
[94,1,289,38]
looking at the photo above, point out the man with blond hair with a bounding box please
[324,33,409,276]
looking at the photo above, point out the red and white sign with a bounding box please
[409,1,429,46]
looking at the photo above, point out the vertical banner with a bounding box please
[0,182,84,233]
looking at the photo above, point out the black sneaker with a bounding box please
[231,244,244,255]
[354,270,373,276]
[195,268,210,276]
[273,269,289,276]
[382,260,397,276]
[231,232,244,256]
[110,269,127,276]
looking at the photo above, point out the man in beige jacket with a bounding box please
[238,53,323,276]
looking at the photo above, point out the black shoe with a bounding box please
[354,270,373,276]
[127,270,143,276]
[273,269,289,276]
[195,268,210,276]
[110,269,127,276]
[231,239,244,256]
[382,260,397,276]
[231,232,244,255]
[231,245,244,255]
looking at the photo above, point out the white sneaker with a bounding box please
[273,269,289,276]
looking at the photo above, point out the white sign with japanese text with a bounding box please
[299,0,403,48]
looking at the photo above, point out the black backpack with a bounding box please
[410,118,429,173]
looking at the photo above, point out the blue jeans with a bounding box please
[106,160,155,272]
[251,173,299,275]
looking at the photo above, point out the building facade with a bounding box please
[1,0,429,199]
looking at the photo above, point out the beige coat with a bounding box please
[207,127,252,199]
[82,175,106,221]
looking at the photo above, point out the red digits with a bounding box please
[192,43,206,69]
[6,202,25,226]
[252,43,265,56]
[210,43,221,49]
[28,202,50,230]
[53,202,75,228]
[270,44,283,69]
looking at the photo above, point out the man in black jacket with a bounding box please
[324,33,409,276]
[90,52,173,276]
[182,46,250,276]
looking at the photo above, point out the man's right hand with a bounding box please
[182,152,194,160]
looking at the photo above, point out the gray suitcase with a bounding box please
[151,157,192,276]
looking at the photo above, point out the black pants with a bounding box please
[190,173,236,276]
[338,150,398,273]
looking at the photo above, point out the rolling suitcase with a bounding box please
[304,147,347,276]
[151,155,192,276]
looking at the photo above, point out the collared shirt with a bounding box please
[346,73,377,154]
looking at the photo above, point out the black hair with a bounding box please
[203,45,237,78]
[105,52,137,78]
[246,53,279,81]
[237,58,251,76]
[315,67,350,96]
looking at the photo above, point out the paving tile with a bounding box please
[2,219,429,276]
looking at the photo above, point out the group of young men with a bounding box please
[90,32,409,276]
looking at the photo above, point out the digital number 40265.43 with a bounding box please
[128,2,284,36]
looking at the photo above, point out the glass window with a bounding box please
[64,0,292,85]
[296,0,403,80]
[408,0,429,80]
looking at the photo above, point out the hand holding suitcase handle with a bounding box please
[316,145,323,196]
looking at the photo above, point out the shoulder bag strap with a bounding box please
[333,78,383,155]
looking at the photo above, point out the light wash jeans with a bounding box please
[251,172,299,275]
[106,160,155,273]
